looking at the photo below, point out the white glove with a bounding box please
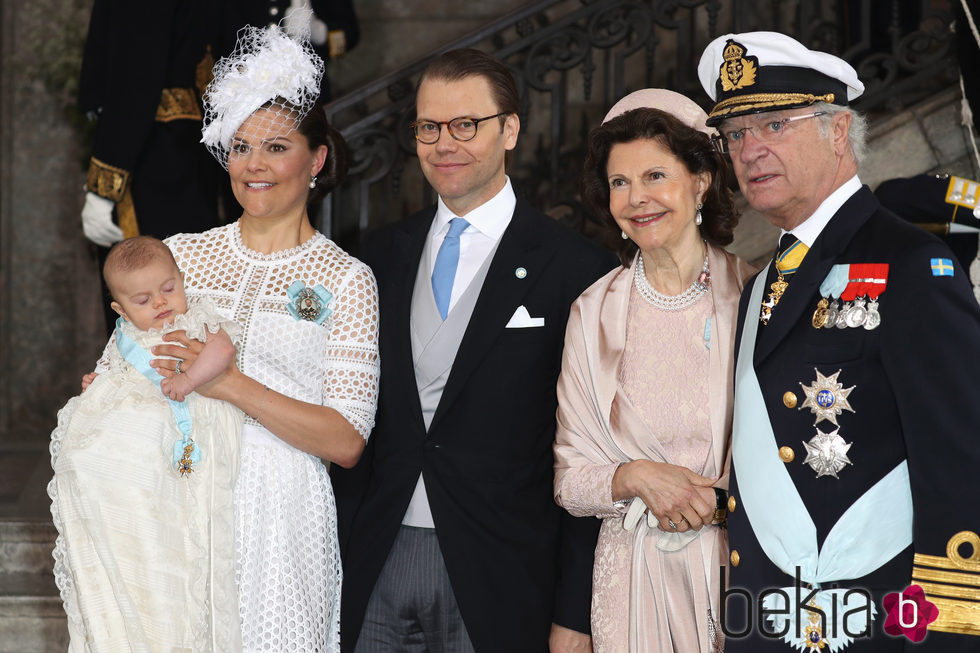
[81,191,123,247]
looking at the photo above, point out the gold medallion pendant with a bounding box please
[812,298,830,328]
[760,274,789,324]
[178,442,196,477]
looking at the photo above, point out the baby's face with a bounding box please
[109,257,188,331]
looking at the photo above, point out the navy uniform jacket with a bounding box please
[79,0,222,240]
[725,186,980,651]
[331,199,616,652]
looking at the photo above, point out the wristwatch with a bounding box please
[713,487,728,525]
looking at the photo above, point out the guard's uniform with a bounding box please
[80,0,223,240]
[220,0,359,101]
[697,32,980,652]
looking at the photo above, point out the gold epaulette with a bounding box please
[945,176,980,211]
[86,156,129,203]
[155,88,201,122]
[912,531,980,636]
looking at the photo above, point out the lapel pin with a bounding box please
[515,267,527,279]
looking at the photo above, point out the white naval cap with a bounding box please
[697,31,864,126]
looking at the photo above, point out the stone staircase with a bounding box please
[0,520,67,653]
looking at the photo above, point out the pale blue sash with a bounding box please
[115,319,200,467]
[732,268,913,647]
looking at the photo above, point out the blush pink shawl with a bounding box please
[554,245,755,651]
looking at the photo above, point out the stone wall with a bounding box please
[0,0,103,512]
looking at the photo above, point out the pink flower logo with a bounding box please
[883,585,939,642]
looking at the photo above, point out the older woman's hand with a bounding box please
[611,460,717,533]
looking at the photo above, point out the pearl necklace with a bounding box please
[634,250,710,311]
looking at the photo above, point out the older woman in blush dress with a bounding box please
[554,89,755,652]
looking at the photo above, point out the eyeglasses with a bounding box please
[712,112,826,154]
[410,113,507,144]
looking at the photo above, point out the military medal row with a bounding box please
[811,295,880,330]
[811,263,888,331]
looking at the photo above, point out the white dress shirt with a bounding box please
[785,175,862,247]
[425,177,516,314]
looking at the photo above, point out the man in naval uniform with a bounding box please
[698,32,980,651]
[331,49,615,652]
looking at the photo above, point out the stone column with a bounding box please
[0,0,103,515]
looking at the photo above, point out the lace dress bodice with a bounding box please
[165,222,380,437]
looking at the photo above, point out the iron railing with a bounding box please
[321,0,957,253]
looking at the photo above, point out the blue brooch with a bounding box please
[286,281,333,325]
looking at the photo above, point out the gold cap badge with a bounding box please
[720,39,758,92]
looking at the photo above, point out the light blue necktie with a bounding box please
[431,217,470,320]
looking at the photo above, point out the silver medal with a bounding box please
[835,302,850,328]
[803,427,853,478]
[824,300,839,329]
[864,299,881,330]
[799,368,855,426]
[845,296,868,328]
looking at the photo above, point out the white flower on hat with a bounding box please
[201,17,324,168]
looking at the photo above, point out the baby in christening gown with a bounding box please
[48,236,244,652]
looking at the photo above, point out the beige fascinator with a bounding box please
[602,88,717,137]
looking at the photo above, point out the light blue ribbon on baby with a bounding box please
[819,264,851,299]
[286,281,333,325]
[114,318,201,469]
[731,268,913,649]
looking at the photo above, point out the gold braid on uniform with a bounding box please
[86,157,129,203]
[85,157,139,239]
[155,88,202,122]
[912,531,980,636]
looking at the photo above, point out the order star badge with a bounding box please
[803,427,852,478]
[799,368,855,426]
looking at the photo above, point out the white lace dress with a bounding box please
[49,299,245,653]
[166,222,380,653]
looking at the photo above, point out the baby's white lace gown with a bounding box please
[49,299,245,652]
[167,223,380,653]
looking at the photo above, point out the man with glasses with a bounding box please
[332,48,614,653]
[699,32,980,651]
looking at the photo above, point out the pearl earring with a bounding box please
[694,203,703,226]
[621,230,629,240]
[309,175,317,189]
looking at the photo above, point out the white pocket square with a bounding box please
[505,305,545,328]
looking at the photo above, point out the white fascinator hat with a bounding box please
[201,16,324,168]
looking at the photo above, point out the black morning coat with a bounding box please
[331,198,617,652]
[725,186,980,651]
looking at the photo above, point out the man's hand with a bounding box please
[549,623,592,653]
[81,192,123,247]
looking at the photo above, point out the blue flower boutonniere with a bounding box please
[286,281,333,325]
